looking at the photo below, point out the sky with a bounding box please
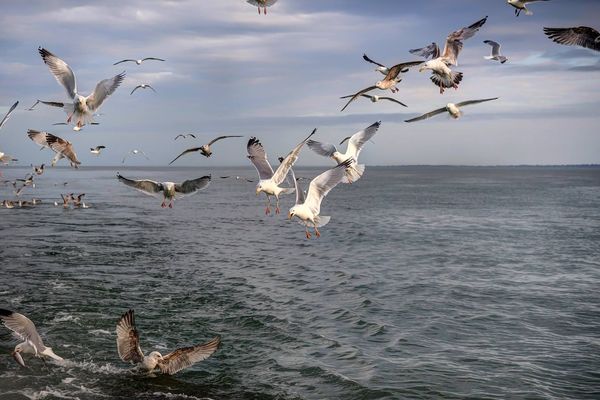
[0,0,599,167]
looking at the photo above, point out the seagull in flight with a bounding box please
[90,146,106,155]
[38,48,125,128]
[339,93,407,108]
[130,84,156,95]
[122,149,149,164]
[404,98,498,123]
[27,129,81,168]
[543,26,600,52]
[0,308,64,368]
[116,310,220,375]
[409,42,441,60]
[0,101,18,130]
[0,151,18,165]
[113,57,165,66]
[174,134,197,140]
[507,0,549,17]
[169,135,243,164]
[117,173,211,208]
[247,0,278,15]
[361,54,411,76]
[483,40,508,63]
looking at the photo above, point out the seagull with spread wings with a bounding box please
[288,159,352,239]
[38,48,125,128]
[339,93,407,108]
[418,16,487,94]
[361,53,411,76]
[0,101,18,130]
[247,0,278,15]
[484,40,508,63]
[174,134,197,140]
[404,98,498,123]
[247,129,315,215]
[0,308,64,368]
[340,60,422,111]
[307,121,380,184]
[90,146,106,155]
[130,84,156,95]
[508,0,549,17]
[0,151,18,165]
[122,149,150,164]
[116,310,220,375]
[169,135,243,164]
[543,26,600,52]
[113,57,165,66]
[27,129,81,168]
[117,173,211,208]
[409,42,441,60]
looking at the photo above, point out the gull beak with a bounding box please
[255,188,260,196]
[418,66,425,72]
[288,212,293,220]
[12,351,25,368]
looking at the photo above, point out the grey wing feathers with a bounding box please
[142,57,165,62]
[404,107,448,123]
[340,86,377,112]
[379,97,407,107]
[362,53,386,68]
[113,59,136,65]
[169,147,202,165]
[86,72,126,110]
[305,159,353,215]
[27,129,50,147]
[409,42,440,59]
[543,27,600,51]
[0,101,18,129]
[0,309,47,353]
[290,168,305,205]
[117,174,162,195]
[271,128,316,185]
[307,140,337,158]
[347,121,381,159]
[39,100,66,108]
[247,137,274,180]
[157,336,221,375]
[39,47,77,99]
[115,310,144,364]
[207,135,243,146]
[175,175,211,194]
[484,40,501,55]
[385,61,423,80]
[455,97,498,107]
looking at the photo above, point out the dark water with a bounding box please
[0,166,599,400]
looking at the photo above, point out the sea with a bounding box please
[0,165,599,400]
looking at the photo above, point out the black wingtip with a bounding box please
[0,308,13,317]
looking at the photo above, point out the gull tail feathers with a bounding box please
[42,347,64,362]
[296,215,331,228]
[280,187,295,195]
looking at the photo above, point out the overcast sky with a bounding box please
[0,0,599,166]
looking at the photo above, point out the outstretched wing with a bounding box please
[113,59,137,65]
[169,147,202,165]
[175,175,211,196]
[409,42,440,59]
[0,101,18,130]
[115,310,144,364]
[362,53,386,68]
[305,159,352,216]
[346,121,381,160]
[207,135,243,146]
[0,309,47,354]
[455,97,498,108]
[46,135,80,166]
[384,61,424,81]
[247,137,274,180]
[307,140,337,158]
[442,16,488,65]
[543,26,600,51]
[141,57,165,62]
[340,86,377,112]
[483,40,501,56]
[117,174,162,197]
[272,128,316,185]
[289,168,305,205]
[86,72,126,111]
[39,47,77,99]
[404,107,448,123]
[378,97,407,107]
[157,336,221,375]
[27,129,51,148]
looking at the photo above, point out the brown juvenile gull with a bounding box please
[116,309,220,375]
[27,129,81,168]
[405,98,498,123]
[543,26,600,52]
[117,173,211,208]
[169,135,243,164]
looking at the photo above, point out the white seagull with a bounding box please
[404,98,499,123]
[169,135,244,163]
[116,309,220,375]
[483,40,508,63]
[130,84,156,95]
[0,151,18,165]
[288,159,352,239]
[307,121,380,184]
[247,129,316,215]
[543,26,600,52]
[39,48,125,128]
[508,0,549,17]
[117,173,211,208]
[419,16,487,94]
[90,146,106,155]
[122,149,150,164]
[247,0,278,15]
[0,308,64,367]
[0,101,18,130]
[113,57,165,66]
[27,129,81,168]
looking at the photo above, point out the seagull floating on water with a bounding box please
[117,173,211,208]
[483,40,508,63]
[116,310,220,375]
[130,84,156,95]
[0,101,18,130]
[543,26,600,51]
[507,0,549,17]
[27,129,81,168]
[113,57,165,66]
[170,135,243,164]
[404,98,498,123]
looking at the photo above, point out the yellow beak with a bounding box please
[288,212,293,220]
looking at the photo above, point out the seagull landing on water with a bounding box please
[38,48,125,129]
[130,84,156,95]
[0,101,18,131]
[247,130,315,215]
[113,57,165,66]
[0,308,64,368]
[288,159,353,239]
[508,0,549,17]
[247,0,278,15]
[117,173,211,208]
[169,135,243,164]
[483,40,508,63]
[116,310,220,375]
[543,26,600,52]
[307,121,381,184]
[404,98,498,123]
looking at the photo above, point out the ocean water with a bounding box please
[0,165,599,400]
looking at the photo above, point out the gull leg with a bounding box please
[314,223,321,238]
[265,196,271,215]
[161,201,166,208]
[275,197,280,215]
[258,7,260,14]
[305,228,311,239]
[169,201,173,208]
[264,7,267,14]
[67,114,73,123]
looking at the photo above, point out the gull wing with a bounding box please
[117,174,163,197]
[404,107,448,123]
[174,175,211,197]
[362,53,386,68]
[304,159,352,216]
[455,97,498,108]
[157,336,221,375]
[115,310,144,364]
[409,42,440,59]
[39,100,66,108]
[340,86,377,112]
[0,101,18,130]
[543,26,600,51]
[271,128,316,185]
[169,147,202,165]
[27,129,51,148]
[247,137,274,180]
[384,61,423,81]
[207,135,243,146]
[378,96,407,107]
[141,57,165,62]
[39,47,77,99]
[307,139,337,158]
[86,72,126,111]
[46,135,80,166]
[346,121,381,160]
[484,40,502,56]
[442,16,488,65]
[289,168,305,205]
[113,59,137,66]
[0,309,47,354]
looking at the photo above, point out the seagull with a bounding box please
[27,129,81,168]
[339,93,407,108]
[26,100,40,111]
[247,0,278,15]
[247,129,315,215]
[117,173,211,208]
[0,151,18,165]
[130,84,156,95]
[113,57,165,66]
[69,193,86,207]
[33,164,45,175]
[340,60,422,111]
[483,40,508,63]
[508,0,549,17]
[116,310,220,375]
[122,149,149,164]
[0,101,18,130]
[2,200,15,209]
[362,53,410,76]
[409,42,441,60]
[543,26,600,52]
[39,48,125,128]
[169,135,243,164]
[418,16,487,94]
[307,121,380,184]
[288,159,352,239]
[404,98,498,123]
[0,308,64,368]
[90,146,106,155]
[53,121,100,131]
[174,134,197,140]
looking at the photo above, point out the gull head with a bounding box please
[446,103,461,118]
[255,184,264,196]
[149,351,162,361]
[288,207,297,220]
[12,347,25,367]
[419,62,432,73]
